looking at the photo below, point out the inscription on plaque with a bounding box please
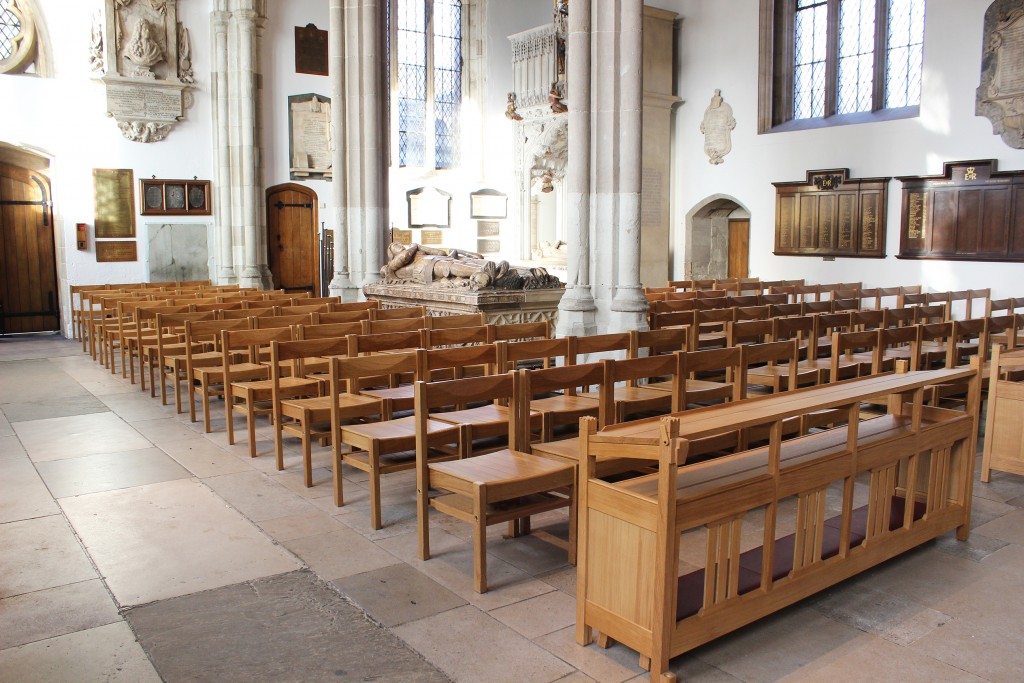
[106,83,183,122]
[421,229,443,246]
[799,196,816,248]
[289,94,332,180]
[907,191,927,240]
[93,169,136,238]
[861,194,878,250]
[96,240,138,262]
[641,168,663,225]
[477,239,500,254]
[838,195,854,249]
[477,221,500,237]
[818,195,835,249]
[778,196,795,248]
[391,229,413,245]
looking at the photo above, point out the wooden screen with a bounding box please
[897,160,1024,262]
[773,168,889,258]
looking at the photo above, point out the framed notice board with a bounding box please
[773,168,889,258]
[897,160,1024,262]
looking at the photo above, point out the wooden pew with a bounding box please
[575,364,981,681]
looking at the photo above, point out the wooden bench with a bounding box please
[575,364,981,681]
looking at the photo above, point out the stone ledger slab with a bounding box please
[364,282,564,326]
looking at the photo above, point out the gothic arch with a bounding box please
[683,194,750,280]
[0,0,53,77]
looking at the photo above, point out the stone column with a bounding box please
[328,0,357,300]
[359,0,385,287]
[254,5,273,289]
[235,6,261,289]
[211,7,235,284]
[556,0,597,337]
[590,0,616,310]
[610,0,648,329]
[343,0,365,288]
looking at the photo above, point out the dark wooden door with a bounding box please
[266,183,319,293]
[0,163,59,333]
[728,219,750,278]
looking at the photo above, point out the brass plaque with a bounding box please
[391,228,413,245]
[421,229,444,245]
[93,169,136,238]
[295,24,328,76]
[860,193,879,250]
[477,239,500,254]
[96,240,138,262]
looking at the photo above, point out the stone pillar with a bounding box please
[556,0,597,337]
[235,6,261,289]
[211,8,235,284]
[328,0,357,300]
[590,0,616,312]
[359,0,385,288]
[254,6,273,289]
[343,0,365,289]
[610,0,648,330]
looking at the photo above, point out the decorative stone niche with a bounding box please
[91,0,195,143]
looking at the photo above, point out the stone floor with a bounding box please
[3,334,1024,682]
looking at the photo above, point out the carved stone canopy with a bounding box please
[92,0,194,143]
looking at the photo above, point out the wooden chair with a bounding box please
[311,309,373,324]
[918,321,957,370]
[693,307,735,348]
[874,324,922,371]
[596,353,685,423]
[361,316,428,334]
[224,327,320,458]
[811,312,853,365]
[520,361,607,442]
[914,302,948,323]
[850,308,885,332]
[882,306,916,328]
[187,318,260,431]
[569,331,633,361]
[679,346,744,408]
[829,329,882,380]
[769,302,803,317]
[415,372,574,592]
[330,352,457,529]
[801,300,833,315]
[346,329,427,411]
[272,336,374,486]
[131,303,192,391]
[492,320,552,341]
[154,310,218,410]
[743,338,801,394]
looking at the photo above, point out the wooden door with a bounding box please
[728,219,750,279]
[266,183,319,294]
[0,163,59,333]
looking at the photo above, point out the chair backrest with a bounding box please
[312,309,373,324]
[952,318,989,366]
[919,321,956,369]
[667,279,694,290]
[650,310,694,331]
[633,327,690,357]
[695,289,727,299]
[771,314,815,346]
[882,306,916,328]
[741,339,799,394]
[873,286,903,310]
[347,329,426,355]
[759,293,790,306]
[987,313,1019,349]
[769,302,803,318]
[271,337,349,399]
[222,306,277,319]
[222,326,294,374]
[734,304,771,321]
[968,289,991,319]
[519,362,608,425]
[830,329,880,380]
[361,316,428,335]
[693,297,728,310]
[333,300,380,313]
[492,320,551,341]
[793,284,820,302]
[875,325,922,372]
[914,302,948,324]
[604,353,685,415]
[831,297,860,312]
[727,318,773,346]
[328,350,417,400]
[426,312,487,329]
[253,313,315,329]
[569,332,632,360]
[801,300,833,315]
[414,372,522,450]
[416,344,498,380]
[851,308,884,331]
[369,305,426,320]
[497,337,571,372]
[680,346,744,406]
[664,290,698,301]
[651,299,696,314]
[423,324,494,349]
[296,320,365,340]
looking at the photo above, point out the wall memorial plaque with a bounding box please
[772,168,889,258]
[977,0,1024,148]
[477,221,500,237]
[295,24,328,76]
[469,189,508,219]
[421,230,444,246]
[897,159,1024,261]
[93,168,136,238]
[391,228,413,245]
[408,187,452,228]
[96,240,138,262]
[140,179,211,216]
[288,94,332,180]
[477,239,500,254]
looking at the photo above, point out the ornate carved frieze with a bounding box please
[92,0,193,143]
[977,0,1024,148]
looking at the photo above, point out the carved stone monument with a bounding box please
[977,0,1024,148]
[700,89,736,165]
[289,94,332,180]
[92,0,194,143]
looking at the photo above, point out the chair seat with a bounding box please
[340,415,459,451]
[431,404,540,432]
[430,449,573,495]
[232,376,319,400]
[282,392,381,420]
[361,385,414,401]
[529,394,600,414]
[193,362,265,382]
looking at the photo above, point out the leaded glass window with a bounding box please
[0,5,21,61]
[388,0,462,170]
[766,0,926,129]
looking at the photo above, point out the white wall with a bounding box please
[656,0,1024,297]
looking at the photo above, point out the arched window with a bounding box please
[386,0,463,169]
[759,0,925,131]
[0,0,47,76]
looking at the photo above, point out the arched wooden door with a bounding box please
[0,163,59,333]
[266,183,319,294]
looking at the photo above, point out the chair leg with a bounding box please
[246,401,259,458]
[274,412,285,472]
[567,484,578,565]
[473,484,488,593]
[188,369,198,421]
[417,453,431,561]
[369,446,382,529]
[202,377,213,432]
[302,416,313,488]
[333,445,346,506]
